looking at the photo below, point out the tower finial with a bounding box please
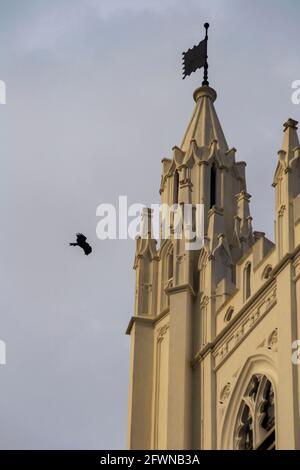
[202,23,209,86]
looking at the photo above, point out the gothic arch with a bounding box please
[173,169,179,204]
[198,247,208,295]
[234,374,275,449]
[159,239,174,310]
[243,261,251,301]
[219,354,277,450]
[262,264,273,280]
[198,247,208,270]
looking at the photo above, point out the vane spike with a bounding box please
[202,22,209,86]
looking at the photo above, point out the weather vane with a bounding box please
[182,23,209,85]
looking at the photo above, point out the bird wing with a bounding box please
[83,242,92,255]
[76,233,87,243]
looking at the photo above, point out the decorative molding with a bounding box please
[278,204,286,217]
[156,323,170,342]
[235,190,251,203]
[200,295,209,307]
[218,344,229,361]
[192,279,280,369]
[142,282,152,292]
[213,286,277,368]
[176,253,186,264]
[234,325,244,344]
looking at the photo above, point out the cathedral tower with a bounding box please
[126,82,300,450]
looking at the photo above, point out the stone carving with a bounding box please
[219,382,231,404]
[267,328,278,352]
[157,323,169,342]
[278,204,286,217]
[234,326,244,344]
[142,283,152,292]
[213,286,277,367]
[176,253,186,264]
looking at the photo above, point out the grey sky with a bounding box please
[0,0,299,449]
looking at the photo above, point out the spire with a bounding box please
[281,118,299,159]
[180,85,228,153]
[273,118,300,259]
[273,118,300,184]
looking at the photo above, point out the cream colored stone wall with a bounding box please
[127,86,300,450]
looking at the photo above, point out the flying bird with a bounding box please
[69,233,92,255]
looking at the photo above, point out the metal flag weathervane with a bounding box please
[182,23,209,85]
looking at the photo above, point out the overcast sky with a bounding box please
[0,0,299,449]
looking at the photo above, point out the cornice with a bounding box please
[125,315,155,335]
[166,282,196,298]
[125,308,170,335]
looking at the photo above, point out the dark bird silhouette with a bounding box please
[69,233,92,255]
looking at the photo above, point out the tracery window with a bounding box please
[234,374,275,450]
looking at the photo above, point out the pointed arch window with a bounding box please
[234,374,275,450]
[243,262,251,301]
[173,170,179,204]
[198,249,208,295]
[167,249,173,282]
[262,264,272,280]
[210,164,217,208]
[161,242,174,310]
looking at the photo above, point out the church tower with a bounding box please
[126,81,300,450]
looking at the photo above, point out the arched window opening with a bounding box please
[243,262,251,301]
[224,306,234,322]
[167,250,173,282]
[173,171,179,204]
[198,249,207,295]
[161,243,174,310]
[260,380,275,433]
[234,375,275,450]
[210,164,217,208]
[236,404,253,450]
[262,265,272,280]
